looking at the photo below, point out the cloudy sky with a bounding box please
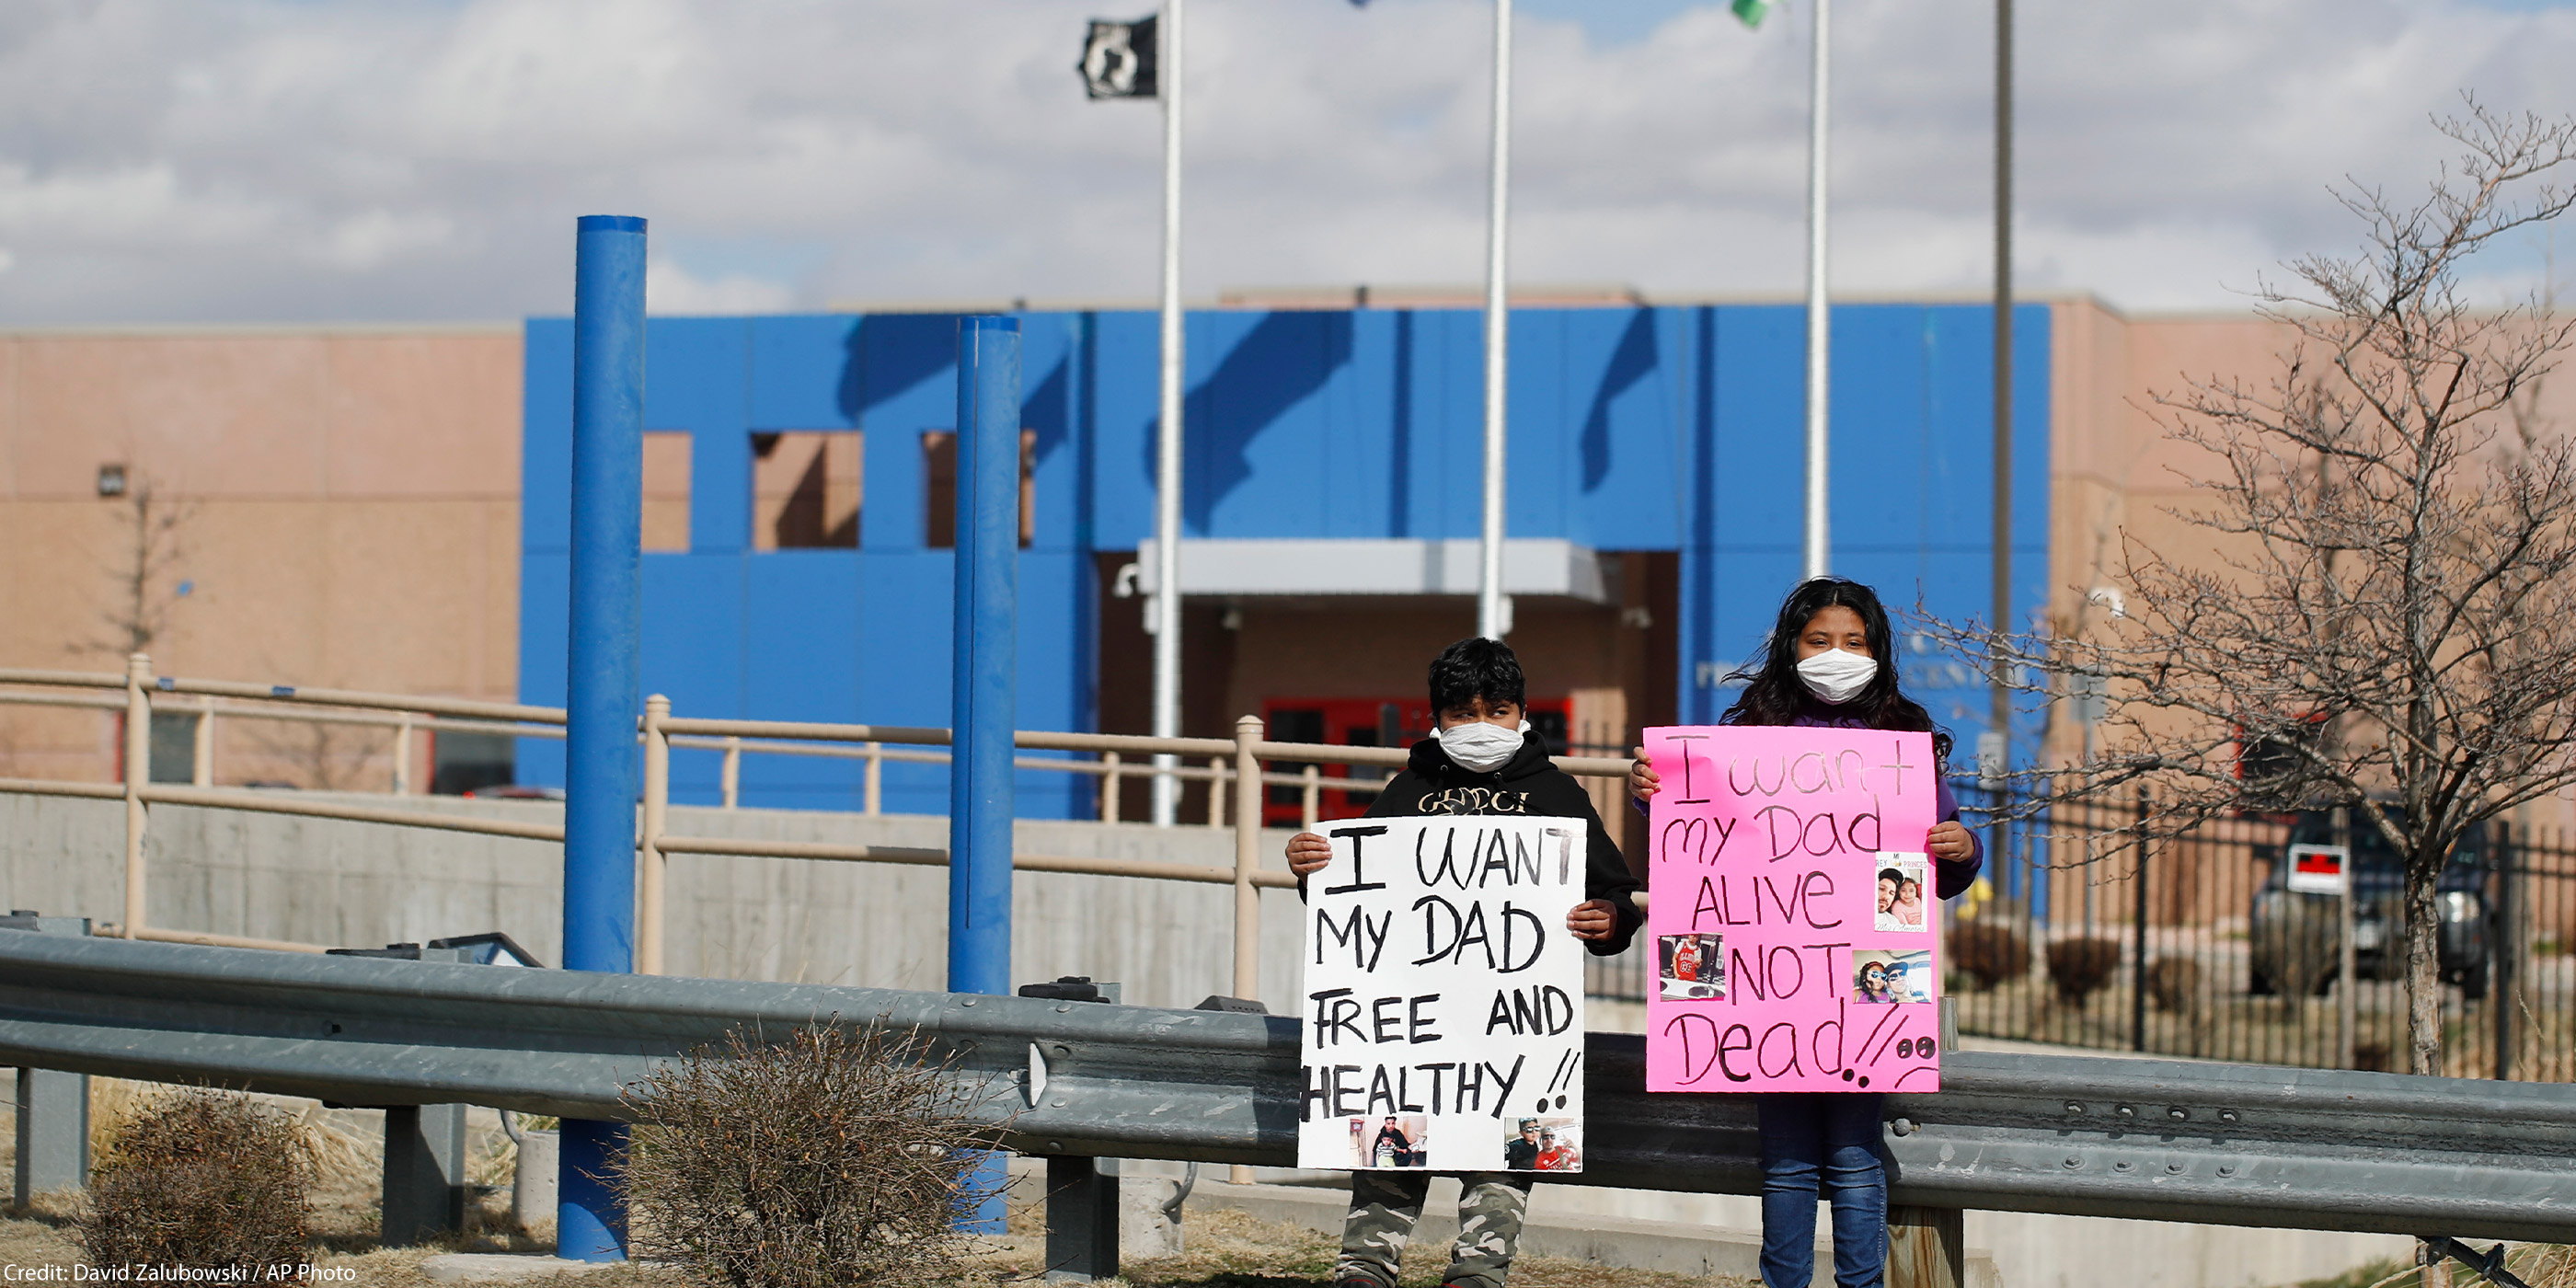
[4,0,2575,324]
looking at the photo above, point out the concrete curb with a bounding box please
[418,1254,625,1282]
[1186,1179,2003,1286]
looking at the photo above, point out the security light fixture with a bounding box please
[96,464,126,497]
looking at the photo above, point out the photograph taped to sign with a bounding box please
[1298,816,1589,1172]
[2286,844,2350,895]
[1643,725,1942,1093]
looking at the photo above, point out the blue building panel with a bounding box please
[523,321,575,555]
[520,300,2053,820]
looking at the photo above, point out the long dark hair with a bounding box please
[1722,577,1952,761]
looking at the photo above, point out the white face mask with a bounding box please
[1796,648,1878,705]
[1437,719,1527,773]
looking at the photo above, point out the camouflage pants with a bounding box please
[1336,1170,1534,1288]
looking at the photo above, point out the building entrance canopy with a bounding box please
[1132,537,1611,604]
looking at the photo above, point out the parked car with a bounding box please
[2249,808,2490,999]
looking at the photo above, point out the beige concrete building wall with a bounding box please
[0,328,523,787]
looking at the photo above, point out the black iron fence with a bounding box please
[1586,781,2576,1080]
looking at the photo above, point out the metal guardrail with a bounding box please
[5,931,2571,1245]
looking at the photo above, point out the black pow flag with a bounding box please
[1078,16,1159,99]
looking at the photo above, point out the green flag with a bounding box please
[1732,0,1772,29]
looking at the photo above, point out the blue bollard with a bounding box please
[559,213,646,1261]
[949,316,1019,1234]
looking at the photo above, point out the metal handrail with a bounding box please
[0,655,1627,991]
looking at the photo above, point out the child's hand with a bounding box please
[1928,820,1974,862]
[1287,832,1334,877]
[1567,899,1617,941]
[1627,746,1660,801]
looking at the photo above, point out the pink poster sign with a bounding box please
[1642,725,1942,1094]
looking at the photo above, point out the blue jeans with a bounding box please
[1755,1092,1887,1288]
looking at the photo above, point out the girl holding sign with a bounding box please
[1629,578,1983,1288]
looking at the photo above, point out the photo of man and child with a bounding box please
[1657,932,1725,999]
[1852,949,1933,1005]
[1350,1115,1430,1168]
[1502,1117,1582,1172]
[1874,855,1930,932]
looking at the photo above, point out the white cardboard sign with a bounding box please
[2286,844,2350,895]
[1297,816,1590,1175]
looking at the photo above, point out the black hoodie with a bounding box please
[1326,730,1644,957]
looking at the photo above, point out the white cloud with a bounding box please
[0,0,2569,322]
[643,257,794,315]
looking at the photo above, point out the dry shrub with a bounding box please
[1949,921,2030,991]
[617,1019,1004,1288]
[2045,938,2123,1006]
[76,1088,314,1274]
[2145,955,2203,1013]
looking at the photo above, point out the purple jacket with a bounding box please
[1638,715,1985,900]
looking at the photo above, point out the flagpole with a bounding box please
[1150,0,1187,826]
[1478,0,1512,641]
[1800,0,1831,581]
[1990,0,2015,781]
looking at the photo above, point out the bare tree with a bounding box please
[81,479,195,661]
[1938,100,2576,1078]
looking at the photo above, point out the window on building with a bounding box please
[921,429,1036,549]
[431,730,516,796]
[752,431,861,549]
[642,431,693,552]
[147,711,199,785]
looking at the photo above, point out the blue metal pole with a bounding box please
[949,315,1018,1234]
[559,213,645,1263]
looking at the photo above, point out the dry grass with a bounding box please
[2289,1243,2575,1288]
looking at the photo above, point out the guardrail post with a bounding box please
[950,314,1020,1236]
[393,710,413,795]
[1886,1206,1964,1288]
[720,736,741,810]
[559,210,648,1263]
[8,913,92,1205]
[1045,1156,1121,1282]
[382,1102,469,1245]
[1206,756,1225,828]
[122,652,150,939]
[1100,751,1121,823]
[639,695,670,976]
[865,741,883,815]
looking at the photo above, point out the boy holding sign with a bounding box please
[1629,579,1982,1288]
[1288,638,1641,1288]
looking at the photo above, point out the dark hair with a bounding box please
[1428,637,1525,714]
[1722,578,1951,762]
[1878,868,1903,886]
